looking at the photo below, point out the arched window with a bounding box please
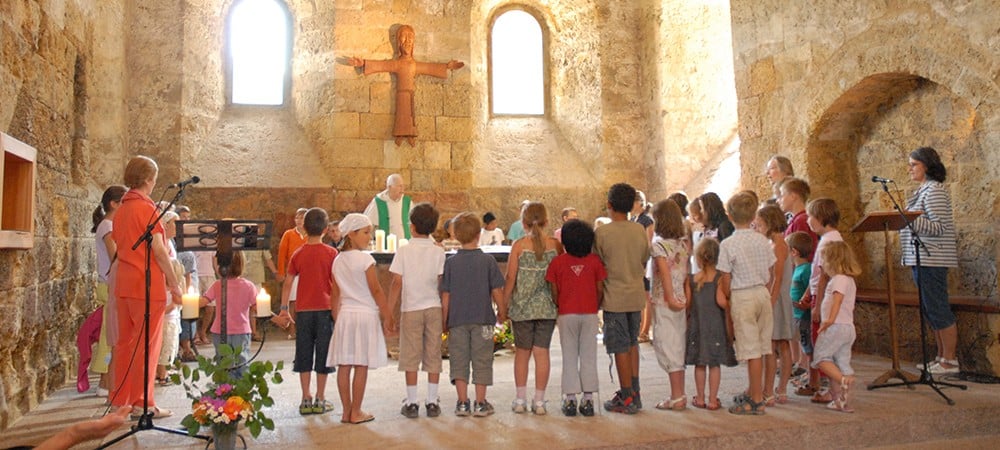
[227,0,290,105]
[490,9,545,115]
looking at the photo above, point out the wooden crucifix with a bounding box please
[344,25,464,146]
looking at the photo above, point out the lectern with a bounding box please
[851,211,921,387]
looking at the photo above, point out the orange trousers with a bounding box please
[112,296,166,408]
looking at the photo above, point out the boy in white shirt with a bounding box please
[479,212,505,246]
[388,203,448,418]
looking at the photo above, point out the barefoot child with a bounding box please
[328,213,394,424]
[812,241,861,412]
[685,238,737,410]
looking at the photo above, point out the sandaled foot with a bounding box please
[811,389,832,403]
[826,400,854,413]
[763,394,776,407]
[350,412,375,424]
[728,398,765,415]
[774,391,789,404]
[655,397,686,411]
[691,396,707,409]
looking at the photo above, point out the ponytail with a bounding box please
[521,202,548,261]
[91,205,105,233]
[92,185,127,233]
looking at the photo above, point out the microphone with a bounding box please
[168,176,200,189]
[871,176,893,183]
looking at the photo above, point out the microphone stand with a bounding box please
[100,184,209,448]
[866,180,966,404]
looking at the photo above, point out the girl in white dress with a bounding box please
[328,214,394,424]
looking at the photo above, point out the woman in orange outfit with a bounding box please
[111,156,183,417]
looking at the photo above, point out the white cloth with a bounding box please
[388,237,445,312]
[95,219,113,283]
[652,303,687,372]
[809,230,843,295]
[332,250,379,313]
[822,274,856,325]
[195,251,216,277]
[329,250,386,368]
[479,228,505,246]
[339,213,372,234]
[363,190,406,238]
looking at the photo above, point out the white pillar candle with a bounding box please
[255,287,272,317]
[181,287,200,319]
[374,229,386,253]
[386,233,397,253]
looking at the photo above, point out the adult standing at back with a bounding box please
[765,156,794,202]
[901,147,960,374]
[278,207,309,339]
[364,173,412,240]
[111,155,182,418]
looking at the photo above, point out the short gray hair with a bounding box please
[386,173,403,187]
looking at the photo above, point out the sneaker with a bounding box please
[916,357,943,370]
[531,400,547,415]
[401,402,419,419]
[95,387,110,398]
[603,390,638,414]
[578,399,595,417]
[561,399,577,417]
[455,400,472,417]
[511,398,527,414]
[311,399,334,414]
[299,399,313,415]
[927,360,960,375]
[473,400,495,417]
[425,401,441,418]
[633,390,642,409]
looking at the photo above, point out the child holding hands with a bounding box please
[685,238,737,410]
[755,204,795,405]
[328,213,394,424]
[812,241,861,412]
[648,199,690,411]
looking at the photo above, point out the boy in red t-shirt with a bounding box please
[278,208,339,415]
[546,219,607,417]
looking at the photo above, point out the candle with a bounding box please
[181,287,200,319]
[374,229,386,253]
[256,286,272,317]
[386,233,397,253]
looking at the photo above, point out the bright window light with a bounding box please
[230,0,288,105]
[491,10,544,115]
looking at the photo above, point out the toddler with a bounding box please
[812,241,861,413]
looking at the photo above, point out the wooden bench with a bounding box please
[856,289,998,313]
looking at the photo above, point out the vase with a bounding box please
[211,424,242,450]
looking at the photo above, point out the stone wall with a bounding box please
[0,0,128,429]
[731,0,1000,373]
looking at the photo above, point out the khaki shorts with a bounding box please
[398,308,443,373]
[730,286,773,361]
[512,319,556,350]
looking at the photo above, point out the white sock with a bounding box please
[533,389,545,402]
[516,386,527,400]
[583,392,593,401]
[406,385,418,405]
[565,393,577,402]
[427,383,439,403]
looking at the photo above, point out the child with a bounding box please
[277,207,310,340]
[594,183,650,414]
[479,212,505,246]
[504,202,563,415]
[328,213,394,424]
[648,199,690,411]
[802,198,843,403]
[90,185,127,397]
[717,192,776,415]
[685,238,736,411]
[552,207,578,242]
[778,178,818,251]
[277,207,338,416]
[387,203,447,418]
[697,192,734,241]
[201,250,256,379]
[546,219,606,417]
[441,212,506,417]
[687,198,706,272]
[156,212,183,385]
[786,232,814,388]
[441,218,461,251]
[754,204,795,405]
[812,241,861,412]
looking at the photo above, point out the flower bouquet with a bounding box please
[172,344,283,445]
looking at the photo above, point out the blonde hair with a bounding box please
[522,202,548,260]
[821,241,861,277]
[695,237,720,269]
[726,192,757,225]
[123,156,157,189]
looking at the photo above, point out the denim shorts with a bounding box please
[812,323,856,376]
[603,311,641,354]
[912,266,956,330]
[794,317,813,355]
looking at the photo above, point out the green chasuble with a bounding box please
[374,195,411,239]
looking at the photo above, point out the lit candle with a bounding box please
[374,229,386,253]
[255,287,272,317]
[181,287,200,319]
[386,233,397,253]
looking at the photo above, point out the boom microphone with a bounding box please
[871,176,893,183]
[169,176,201,189]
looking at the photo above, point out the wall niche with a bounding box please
[1,132,36,249]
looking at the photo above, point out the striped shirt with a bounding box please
[900,181,958,268]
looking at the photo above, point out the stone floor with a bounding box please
[3,327,1000,449]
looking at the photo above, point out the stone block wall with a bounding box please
[0,0,128,429]
[731,0,1000,373]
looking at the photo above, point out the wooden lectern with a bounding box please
[851,211,922,387]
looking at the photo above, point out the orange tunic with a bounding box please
[277,228,307,278]
[113,190,167,302]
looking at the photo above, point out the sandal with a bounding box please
[728,398,765,415]
[706,398,722,411]
[774,390,789,405]
[691,396,707,409]
[811,389,832,404]
[795,385,817,396]
[655,397,686,411]
[763,394,776,407]
[840,376,855,411]
[826,399,854,413]
[156,377,172,386]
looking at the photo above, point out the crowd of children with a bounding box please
[86,167,865,423]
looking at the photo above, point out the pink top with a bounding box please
[822,274,856,325]
[205,277,257,335]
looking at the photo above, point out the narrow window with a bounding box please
[490,10,545,115]
[228,0,289,105]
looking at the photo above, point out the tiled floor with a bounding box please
[3,329,1000,449]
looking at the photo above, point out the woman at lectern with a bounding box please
[111,155,183,418]
[899,147,960,375]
